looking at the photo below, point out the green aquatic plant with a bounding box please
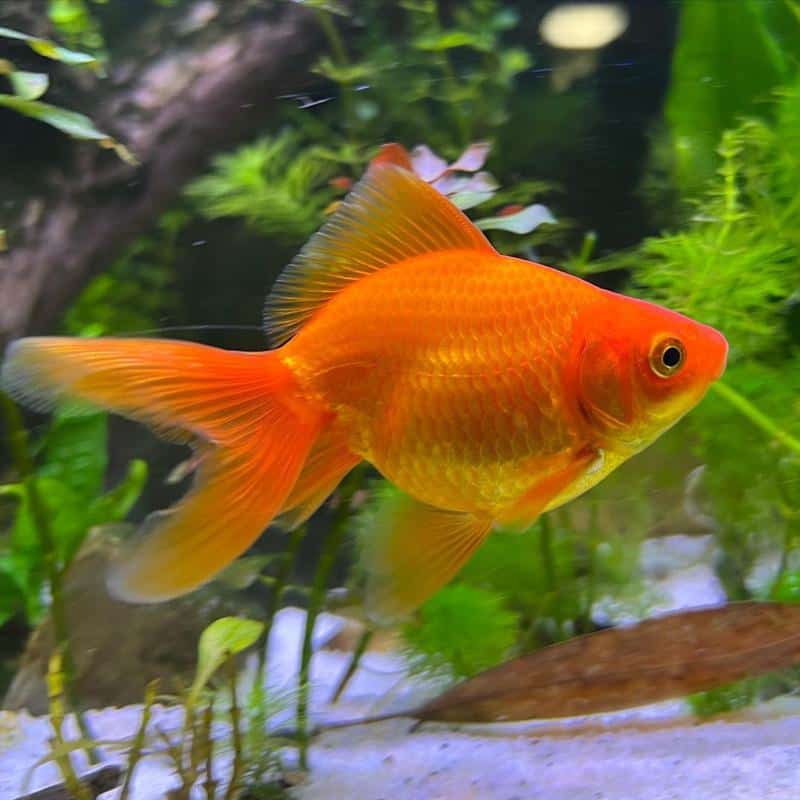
[0,401,147,630]
[402,583,519,681]
[158,617,265,800]
[584,61,800,717]
[185,133,338,243]
[352,480,643,681]
[625,119,800,357]
[664,0,800,195]
[26,616,285,799]
[0,24,136,161]
[307,0,531,154]
[48,0,105,53]
[624,93,800,596]
[63,210,184,337]
[0,391,146,767]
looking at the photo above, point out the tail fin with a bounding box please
[2,337,324,602]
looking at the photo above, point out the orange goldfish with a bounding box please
[1,144,728,619]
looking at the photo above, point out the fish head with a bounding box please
[574,292,728,453]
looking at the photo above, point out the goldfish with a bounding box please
[0,144,728,619]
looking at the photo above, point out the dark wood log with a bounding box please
[0,1,327,350]
[13,764,123,800]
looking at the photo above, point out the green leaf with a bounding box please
[450,190,495,210]
[290,0,347,14]
[312,55,372,84]
[87,460,147,526]
[190,617,265,703]
[0,94,135,163]
[6,485,47,623]
[39,410,107,500]
[0,26,101,72]
[36,478,90,571]
[770,570,800,604]
[215,555,277,590]
[0,93,102,138]
[0,559,26,629]
[414,30,489,52]
[491,8,519,32]
[9,70,49,100]
[498,48,531,79]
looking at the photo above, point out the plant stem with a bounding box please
[46,652,91,800]
[0,393,97,761]
[201,697,217,800]
[296,480,357,769]
[314,8,355,134]
[224,657,244,800]
[539,515,556,594]
[244,524,305,766]
[585,503,599,620]
[119,681,157,800]
[440,54,469,147]
[315,8,349,68]
[331,627,374,703]
[256,525,305,687]
[710,381,800,456]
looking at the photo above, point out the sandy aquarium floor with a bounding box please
[3,569,800,800]
[302,710,800,800]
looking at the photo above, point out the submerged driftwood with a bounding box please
[0,0,331,350]
[319,602,800,728]
[12,764,122,800]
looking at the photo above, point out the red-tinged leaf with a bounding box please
[371,143,414,171]
[413,603,800,723]
[410,144,448,182]
[433,171,499,196]
[431,173,470,196]
[329,176,354,191]
[449,141,490,173]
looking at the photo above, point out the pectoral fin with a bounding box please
[497,447,599,528]
[361,487,492,622]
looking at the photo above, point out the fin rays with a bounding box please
[362,488,492,621]
[264,148,494,346]
[2,337,324,602]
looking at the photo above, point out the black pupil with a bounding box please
[662,345,682,368]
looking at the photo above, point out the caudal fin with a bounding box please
[1,337,324,601]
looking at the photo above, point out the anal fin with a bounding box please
[362,488,492,622]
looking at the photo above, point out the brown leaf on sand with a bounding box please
[414,602,800,723]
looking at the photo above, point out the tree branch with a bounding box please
[0,1,326,350]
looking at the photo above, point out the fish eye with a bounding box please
[650,337,685,378]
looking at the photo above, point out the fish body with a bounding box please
[285,246,724,520]
[1,145,728,618]
[288,249,590,515]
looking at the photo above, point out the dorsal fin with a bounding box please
[264,144,495,346]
